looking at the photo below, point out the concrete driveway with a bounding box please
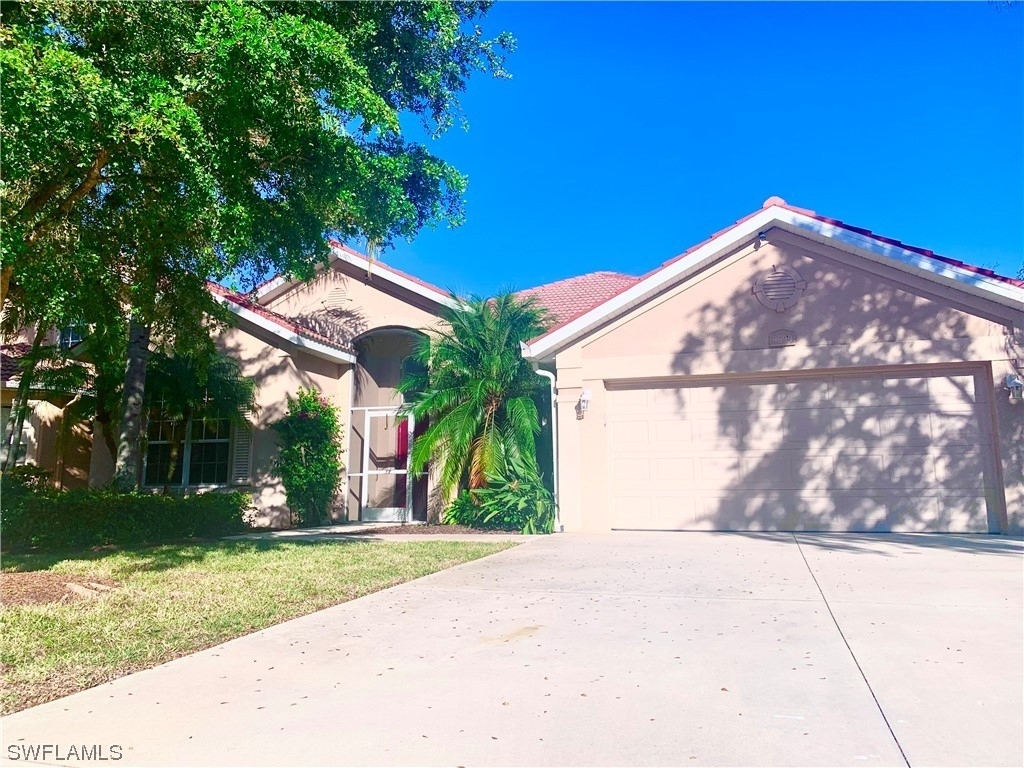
[3,533,1022,767]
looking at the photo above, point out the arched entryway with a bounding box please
[347,327,428,522]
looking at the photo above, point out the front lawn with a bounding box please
[0,539,516,714]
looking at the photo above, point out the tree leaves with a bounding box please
[398,292,551,499]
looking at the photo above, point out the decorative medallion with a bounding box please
[753,265,806,312]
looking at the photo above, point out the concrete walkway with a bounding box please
[3,533,1022,767]
[224,522,532,543]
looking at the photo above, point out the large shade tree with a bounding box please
[1,1,513,488]
[398,293,551,499]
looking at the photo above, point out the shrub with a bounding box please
[0,475,252,553]
[271,388,343,527]
[5,464,51,492]
[442,457,556,534]
[443,490,481,527]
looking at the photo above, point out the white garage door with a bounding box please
[607,369,996,532]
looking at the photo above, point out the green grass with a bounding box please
[0,539,516,714]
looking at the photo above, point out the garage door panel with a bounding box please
[887,496,987,533]
[879,407,934,445]
[607,369,996,533]
[881,376,932,404]
[782,408,841,445]
[650,419,694,446]
[933,450,986,491]
[608,417,649,448]
[930,407,983,446]
[888,453,937,488]
[924,373,977,402]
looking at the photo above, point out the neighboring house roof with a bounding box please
[517,271,640,327]
[207,283,357,364]
[1,342,32,384]
[254,241,457,309]
[522,197,1024,360]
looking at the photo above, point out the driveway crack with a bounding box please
[793,533,911,768]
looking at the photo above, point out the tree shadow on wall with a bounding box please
[653,241,1018,535]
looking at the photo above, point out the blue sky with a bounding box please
[384,1,1023,297]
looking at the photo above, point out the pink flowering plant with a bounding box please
[271,388,343,526]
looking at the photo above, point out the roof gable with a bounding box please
[255,241,456,309]
[208,282,356,364]
[522,198,1024,360]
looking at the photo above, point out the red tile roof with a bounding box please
[526,198,1023,345]
[772,201,1024,289]
[517,271,640,327]
[207,282,356,354]
[1,342,32,381]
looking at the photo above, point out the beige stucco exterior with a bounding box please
[5,214,1021,536]
[219,258,446,527]
[544,230,1024,534]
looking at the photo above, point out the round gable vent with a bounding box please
[753,265,806,312]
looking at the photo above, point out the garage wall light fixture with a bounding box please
[1006,374,1023,405]
[577,389,592,417]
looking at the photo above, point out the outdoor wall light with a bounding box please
[1006,374,1024,405]
[579,389,592,413]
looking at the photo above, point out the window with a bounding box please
[144,407,232,486]
[59,326,86,350]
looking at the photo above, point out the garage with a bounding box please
[607,367,997,532]
[520,199,1023,534]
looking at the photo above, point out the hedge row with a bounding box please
[1,477,252,553]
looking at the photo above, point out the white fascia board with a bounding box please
[213,295,356,365]
[522,205,1024,361]
[255,246,458,310]
[328,246,458,308]
[523,208,781,360]
[255,275,289,301]
[774,211,1024,310]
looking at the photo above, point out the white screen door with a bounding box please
[356,408,414,522]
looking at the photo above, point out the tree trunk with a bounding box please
[112,321,151,491]
[164,432,183,493]
[0,265,11,311]
[1,326,47,474]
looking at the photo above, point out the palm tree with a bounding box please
[398,292,551,499]
[145,349,258,490]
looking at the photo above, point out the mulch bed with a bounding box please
[347,524,515,535]
[1,572,120,607]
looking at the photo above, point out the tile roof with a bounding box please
[207,282,356,355]
[1,342,32,382]
[526,198,1023,346]
[771,201,1024,289]
[649,198,1024,288]
[328,241,452,301]
[517,271,640,326]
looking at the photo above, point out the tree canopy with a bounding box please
[2,1,512,297]
[0,1,512,486]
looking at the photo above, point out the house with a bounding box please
[3,198,1022,533]
[3,244,453,527]
[520,198,1023,535]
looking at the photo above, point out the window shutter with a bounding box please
[231,422,253,485]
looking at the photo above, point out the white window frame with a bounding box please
[143,411,233,488]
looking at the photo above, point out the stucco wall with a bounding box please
[551,232,1024,534]
[215,323,347,527]
[235,263,444,527]
[263,260,444,346]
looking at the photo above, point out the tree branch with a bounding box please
[25,145,115,245]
